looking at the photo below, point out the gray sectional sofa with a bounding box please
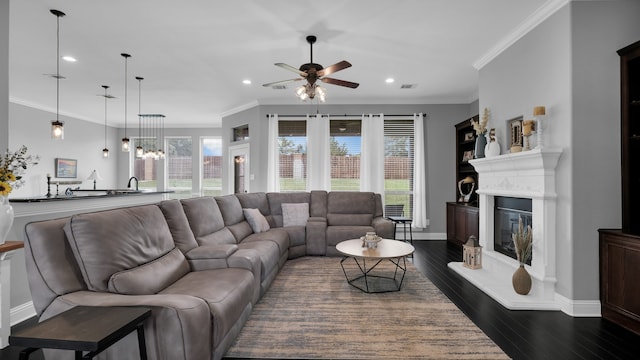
[23,191,394,360]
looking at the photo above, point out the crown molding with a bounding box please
[10,96,96,123]
[473,0,570,70]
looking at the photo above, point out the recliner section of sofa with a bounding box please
[22,191,394,360]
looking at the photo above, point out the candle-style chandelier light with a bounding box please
[134,76,165,160]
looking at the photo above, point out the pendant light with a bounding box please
[99,85,113,158]
[135,76,144,158]
[50,9,66,139]
[121,53,131,152]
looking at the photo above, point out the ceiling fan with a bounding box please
[263,35,359,100]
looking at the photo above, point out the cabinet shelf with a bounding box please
[450,117,480,247]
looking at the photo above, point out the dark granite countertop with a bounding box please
[9,190,173,203]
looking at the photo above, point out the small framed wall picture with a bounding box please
[462,150,474,162]
[55,158,78,178]
[463,132,475,142]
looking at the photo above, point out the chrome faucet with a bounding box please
[127,176,139,191]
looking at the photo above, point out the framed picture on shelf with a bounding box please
[462,150,474,162]
[463,132,475,142]
[508,116,524,152]
[55,158,78,178]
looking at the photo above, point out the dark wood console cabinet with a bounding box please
[446,202,479,247]
[599,230,640,335]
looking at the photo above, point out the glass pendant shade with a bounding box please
[121,138,130,151]
[102,148,109,158]
[51,120,64,139]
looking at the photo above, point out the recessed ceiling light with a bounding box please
[242,79,252,85]
[62,56,76,62]
[385,78,395,84]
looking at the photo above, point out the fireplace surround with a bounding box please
[448,148,562,311]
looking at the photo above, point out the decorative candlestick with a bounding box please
[46,174,52,197]
[533,106,546,149]
[522,120,535,151]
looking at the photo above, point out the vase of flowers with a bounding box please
[511,215,533,295]
[471,108,490,158]
[0,145,38,245]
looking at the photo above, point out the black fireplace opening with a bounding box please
[494,196,532,265]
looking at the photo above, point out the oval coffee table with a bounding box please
[336,238,415,293]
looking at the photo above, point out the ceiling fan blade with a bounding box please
[317,60,352,77]
[262,78,303,87]
[275,63,307,77]
[321,77,359,89]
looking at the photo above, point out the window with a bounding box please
[330,120,361,191]
[278,120,307,191]
[202,137,222,196]
[384,120,414,217]
[233,124,249,141]
[132,138,157,191]
[166,137,193,199]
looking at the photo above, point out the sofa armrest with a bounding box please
[185,244,238,271]
[306,217,327,255]
[373,216,395,239]
[45,291,211,360]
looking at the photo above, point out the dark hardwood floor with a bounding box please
[2,240,639,359]
[411,240,640,360]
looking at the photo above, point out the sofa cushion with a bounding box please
[198,227,237,246]
[216,195,245,226]
[236,192,270,218]
[159,267,255,348]
[64,205,175,292]
[108,247,190,295]
[326,213,374,226]
[243,208,270,233]
[326,191,376,226]
[282,203,309,227]
[181,197,226,235]
[159,200,199,253]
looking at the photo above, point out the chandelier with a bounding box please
[295,83,326,102]
[138,114,165,160]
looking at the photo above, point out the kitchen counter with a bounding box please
[9,190,173,203]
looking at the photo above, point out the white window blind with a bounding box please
[384,119,414,217]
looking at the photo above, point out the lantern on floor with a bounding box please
[463,235,482,269]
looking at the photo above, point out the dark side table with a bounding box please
[9,306,151,360]
[387,216,413,244]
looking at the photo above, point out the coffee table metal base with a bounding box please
[339,256,408,293]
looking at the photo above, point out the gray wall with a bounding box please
[479,1,640,301]
[1,0,9,152]
[221,103,469,234]
[9,103,120,197]
[569,1,640,300]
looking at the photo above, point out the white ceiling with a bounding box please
[8,0,550,128]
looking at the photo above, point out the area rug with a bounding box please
[224,256,508,359]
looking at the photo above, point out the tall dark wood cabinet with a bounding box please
[454,116,479,204]
[447,117,480,246]
[599,40,640,335]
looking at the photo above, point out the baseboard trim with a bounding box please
[11,301,36,326]
[556,294,601,317]
[412,232,446,240]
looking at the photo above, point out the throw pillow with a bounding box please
[282,202,309,227]
[243,208,270,233]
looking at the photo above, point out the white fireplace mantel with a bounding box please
[449,148,564,312]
